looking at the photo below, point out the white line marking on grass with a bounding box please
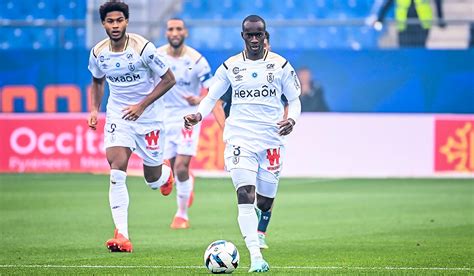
[0,264,471,271]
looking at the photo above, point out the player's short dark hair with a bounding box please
[265,31,270,42]
[242,15,266,31]
[99,1,129,22]
[168,17,186,28]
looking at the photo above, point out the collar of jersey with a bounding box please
[243,49,268,61]
[109,34,129,53]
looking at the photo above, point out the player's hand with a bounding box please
[184,113,202,130]
[278,118,295,136]
[184,95,202,106]
[88,110,98,130]
[122,104,145,121]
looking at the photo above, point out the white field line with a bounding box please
[0,264,471,271]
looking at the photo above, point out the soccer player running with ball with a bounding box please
[185,15,301,272]
[157,18,213,229]
[87,1,176,252]
[213,31,286,250]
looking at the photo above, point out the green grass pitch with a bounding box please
[0,174,472,275]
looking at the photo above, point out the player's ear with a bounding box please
[241,32,244,39]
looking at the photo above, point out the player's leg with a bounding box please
[170,154,193,229]
[255,146,283,250]
[105,146,133,252]
[256,185,276,249]
[103,120,135,252]
[170,124,200,228]
[136,124,174,195]
[225,144,269,272]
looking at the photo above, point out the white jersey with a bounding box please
[156,45,212,122]
[210,50,301,152]
[88,33,170,123]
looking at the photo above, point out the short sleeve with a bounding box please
[141,42,170,77]
[87,49,105,79]
[195,56,213,88]
[281,62,301,101]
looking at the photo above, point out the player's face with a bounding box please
[167,19,187,49]
[241,21,265,56]
[102,11,128,42]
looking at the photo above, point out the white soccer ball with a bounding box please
[204,240,240,274]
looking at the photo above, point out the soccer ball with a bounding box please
[204,240,239,274]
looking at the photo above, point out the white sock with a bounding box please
[145,163,172,189]
[109,169,129,239]
[237,204,262,260]
[175,177,193,220]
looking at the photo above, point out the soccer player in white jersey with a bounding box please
[213,32,284,250]
[185,15,302,272]
[87,1,176,253]
[157,18,213,230]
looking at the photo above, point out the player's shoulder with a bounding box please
[156,44,169,54]
[266,51,289,68]
[183,45,206,64]
[127,33,152,56]
[222,51,245,70]
[91,37,109,58]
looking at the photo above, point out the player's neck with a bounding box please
[245,49,266,61]
[109,34,129,52]
[168,44,186,58]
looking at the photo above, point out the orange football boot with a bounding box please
[170,216,190,229]
[160,159,174,196]
[105,229,133,252]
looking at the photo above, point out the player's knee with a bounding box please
[237,186,255,204]
[108,160,128,171]
[257,197,273,212]
[143,166,161,188]
[174,162,190,182]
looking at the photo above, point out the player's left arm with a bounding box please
[122,44,176,121]
[278,63,301,136]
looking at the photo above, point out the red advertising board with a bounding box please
[434,118,474,172]
[0,114,224,173]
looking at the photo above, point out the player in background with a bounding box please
[185,15,301,272]
[87,1,176,252]
[212,31,285,250]
[157,18,213,229]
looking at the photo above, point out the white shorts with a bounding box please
[104,118,164,167]
[163,121,201,160]
[224,143,284,198]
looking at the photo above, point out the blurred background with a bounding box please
[0,0,473,177]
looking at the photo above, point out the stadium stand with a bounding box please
[0,0,472,50]
[0,0,86,49]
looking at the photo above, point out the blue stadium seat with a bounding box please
[0,1,26,20]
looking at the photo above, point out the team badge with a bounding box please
[252,72,258,78]
[267,72,274,83]
[128,63,135,71]
[232,156,239,165]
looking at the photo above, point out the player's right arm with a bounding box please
[88,77,105,130]
[184,64,230,129]
[87,49,106,130]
